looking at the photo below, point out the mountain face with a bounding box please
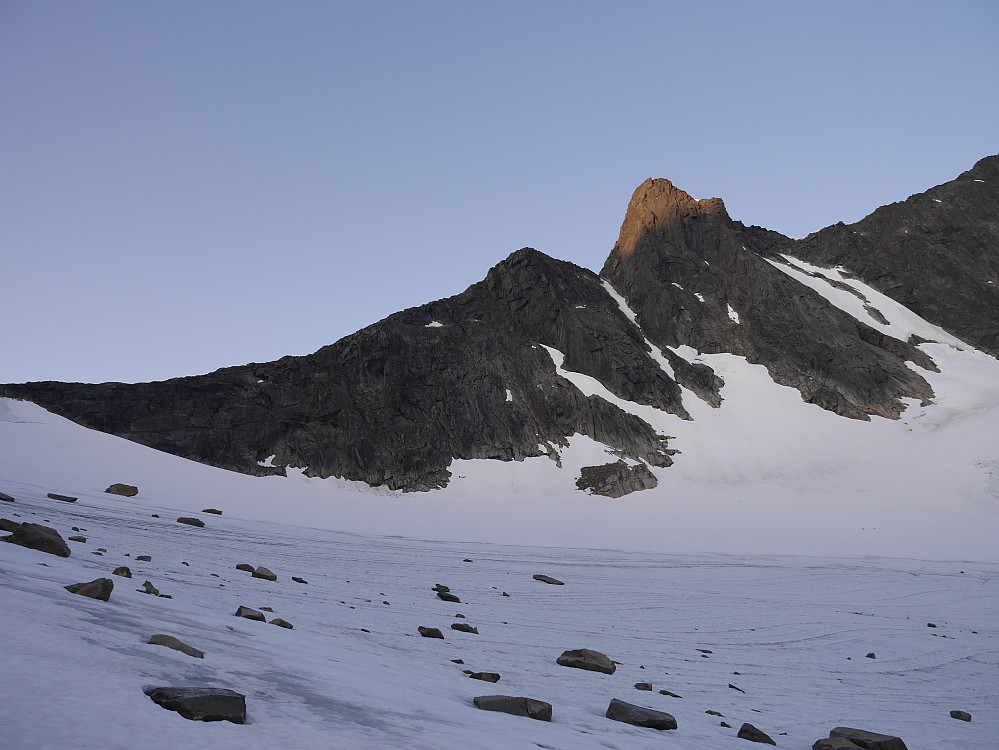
[3,156,997,492]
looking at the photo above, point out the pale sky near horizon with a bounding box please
[2,1,997,384]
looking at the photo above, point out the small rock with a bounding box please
[706,710,723,716]
[235,606,266,621]
[556,648,615,674]
[68,535,87,542]
[451,622,478,634]
[454,613,465,618]
[634,682,653,691]
[259,606,274,612]
[473,695,551,721]
[729,683,746,693]
[181,561,189,566]
[151,514,159,518]
[829,727,910,750]
[0,518,19,533]
[418,626,444,639]
[533,574,564,585]
[605,698,677,730]
[866,652,876,659]
[738,722,776,744]
[112,566,132,578]
[292,576,308,584]
[451,659,464,664]
[659,689,683,698]
[235,563,254,572]
[0,491,15,502]
[4,523,71,557]
[502,591,509,597]
[697,648,713,654]
[105,484,138,497]
[65,577,114,601]
[949,710,971,722]
[251,566,277,581]
[148,634,204,658]
[462,558,473,563]
[721,721,732,728]
[176,517,205,527]
[437,591,461,603]
[136,555,152,561]
[926,622,937,628]
[97,547,106,552]
[138,580,160,596]
[47,493,77,503]
[433,583,450,592]
[201,508,222,515]
[469,672,501,683]
[158,594,172,599]
[145,686,245,724]
[269,618,293,629]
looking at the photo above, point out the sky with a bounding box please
[2,1,997,385]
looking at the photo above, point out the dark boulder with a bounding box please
[605,698,677,730]
[68,535,86,542]
[235,563,255,572]
[138,580,159,596]
[176,517,205,527]
[105,483,138,497]
[251,566,277,581]
[269,618,293,629]
[65,578,113,601]
[829,727,909,750]
[136,555,152,561]
[473,695,552,721]
[576,460,658,497]
[145,686,245,723]
[0,491,15,502]
[4,523,71,557]
[292,576,308,584]
[738,722,776,744]
[234,606,266,621]
[634,682,653,691]
[533,574,564,585]
[437,590,461,603]
[47,493,77,503]
[0,518,20,533]
[201,508,222,514]
[949,710,971,722]
[418,626,444,639]
[148,634,204,658]
[469,672,501,683]
[813,739,865,750]
[556,648,615,674]
[451,622,478,634]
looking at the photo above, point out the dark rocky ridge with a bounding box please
[3,156,995,490]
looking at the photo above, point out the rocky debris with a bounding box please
[269,618,293,629]
[634,682,653,691]
[469,672,501,683]
[418,626,444,639]
[235,563,255,572]
[138,580,160,596]
[813,739,865,750]
[144,686,246,724]
[729,683,746,693]
[949,710,971,722]
[605,698,677,730]
[437,590,461,603]
[136,555,152,561]
[0,518,20,532]
[576,460,658,498]
[3,523,71,557]
[533,574,564,585]
[64,578,113,601]
[251,566,277,581]
[112,565,132,577]
[47,493,77,503]
[827,727,909,750]
[105,483,138,497]
[926,622,937,627]
[866,652,876,659]
[738,722,776,744]
[234,606,266,621]
[68,535,87,542]
[0,491,15,502]
[292,576,308,584]
[201,508,222,514]
[148,634,204,658]
[556,648,616,674]
[472,695,552,722]
[451,622,478,634]
[259,606,274,612]
[659,689,683,698]
[176,517,204,527]
[706,710,723,716]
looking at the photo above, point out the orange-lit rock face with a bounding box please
[612,178,727,260]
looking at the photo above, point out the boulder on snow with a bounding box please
[251,565,277,580]
[556,648,616,674]
[473,695,552,721]
[4,522,71,557]
[0,491,15,502]
[437,590,461,603]
[235,563,255,572]
[292,576,308,584]
[269,618,293,629]
[738,722,776,745]
[813,739,866,750]
[469,672,501,683]
[235,606,266,622]
[828,727,909,750]
[451,622,478,634]
[0,518,20,533]
[105,483,138,497]
[138,580,159,596]
[605,698,677,730]
[47,492,77,503]
[65,577,114,601]
[68,535,87,542]
[145,686,245,724]
[136,555,152,561]
[949,710,971,722]
[148,634,204,659]
[176,517,204,527]
[418,626,445,639]
[201,508,222,514]
[533,574,564,585]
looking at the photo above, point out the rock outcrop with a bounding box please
[144,686,246,723]
[4,523,71,557]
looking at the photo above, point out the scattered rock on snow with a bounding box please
[659,689,683,698]
[605,698,677,730]
[533,574,564,585]
[136,555,152,561]
[68,535,87,542]
[113,565,131,577]
[0,491,15,502]
[635,682,653,690]
[64,577,113,601]
[437,590,461,603]
[706,709,723,717]
[949,710,971,722]
[235,606,266,621]
[0,518,19,532]
[145,686,245,724]
[270,618,293,629]
[738,722,776,745]
[235,563,254,572]
[251,566,277,581]
[729,683,746,693]
[4,522,71,557]
[292,576,308,584]
[418,626,445,639]
[451,622,478,634]
[812,739,867,750]
[828,727,909,750]
[47,493,77,503]
[865,652,876,659]
[105,483,138,497]
[473,695,551,721]
[201,508,222,515]
[176,517,205,527]
[556,648,616,674]
[469,672,501,683]
[148,634,204,658]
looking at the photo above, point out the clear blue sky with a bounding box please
[2,1,997,384]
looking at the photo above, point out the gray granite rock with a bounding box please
[949,710,971,722]
[533,574,564,585]
[556,648,615,674]
[829,727,909,750]
[47,493,77,503]
[418,626,444,639]
[235,606,266,621]
[65,577,113,601]
[605,698,677,730]
[738,722,776,744]
[473,695,551,721]
[269,618,293,629]
[105,483,138,496]
[4,523,71,557]
[145,686,245,723]
[176,517,205,527]
[251,566,277,581]
[469,672,501,683]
